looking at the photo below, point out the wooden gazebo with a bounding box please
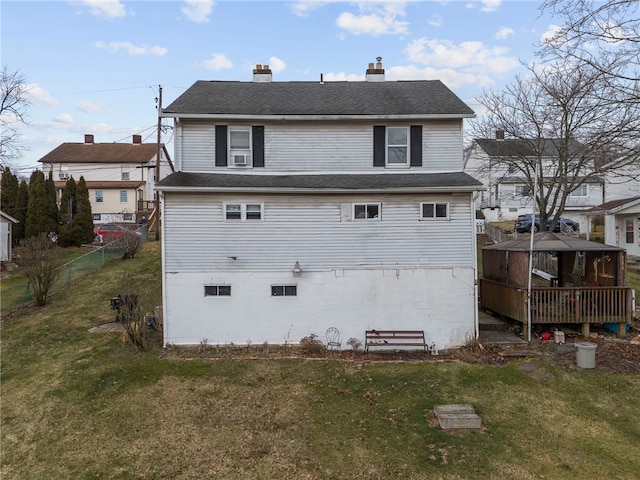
[480,232,634,338]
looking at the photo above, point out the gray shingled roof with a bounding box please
[483,231,623,252]
[156,171,482,192]
[163,80,475,118]
[474,138,585,157]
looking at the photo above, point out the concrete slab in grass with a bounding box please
[434,404,482,430]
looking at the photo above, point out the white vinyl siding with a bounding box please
[177,120,464,172]
[162,192,474,272]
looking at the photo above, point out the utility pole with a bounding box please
[155,85,162,241]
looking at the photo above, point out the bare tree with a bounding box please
[540,0,639,86]
[471,57,640,230]
[0,66,30,168]
[20,233,64,306]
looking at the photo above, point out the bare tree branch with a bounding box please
[0,66,30,168]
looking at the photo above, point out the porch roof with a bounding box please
[156,171,483,193]
[482,231,624,252]
[585,195,640,215]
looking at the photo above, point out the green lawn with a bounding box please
[2,241,639,479]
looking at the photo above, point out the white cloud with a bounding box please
[201,53,233,71]
[323,72,364,82]
[95,41,168,56]
[290,0,329,17]
[77,101,104,113]
[386,65,492,89]
[70,0,126,19]
[53,113,74,125]
[336,3,409,36]
[182,0,214,23]
[267,57,286,73]
[541,24,564,44]
[25,84,58,106]
[428,14,443,27]
[406,37,519,74]
[480,0,501,13]
[496,26,514,40]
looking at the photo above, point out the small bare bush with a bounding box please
[118,230,143,260]
[21,233,64,306]
[116,275,162,351]
[346,337,362,351]
[299,333,326,354]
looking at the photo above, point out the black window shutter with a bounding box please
[410,125,422,167]
[215,125,227,167]
[373,126,385,167]
[252,126,265,167]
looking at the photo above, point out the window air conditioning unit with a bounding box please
[233,154,250,166]
[59,172,70,180]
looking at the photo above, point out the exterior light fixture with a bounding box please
[292,261,302,277]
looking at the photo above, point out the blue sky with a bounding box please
[2,1,559,175]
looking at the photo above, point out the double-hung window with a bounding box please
[121,166,130,180]
[570,184,588,197]
[229,127,252,167]
[515,185,531,197]
[95,191,103,203]
[387,127,409,166]
[120,191,128,203]
[224,203,263,221]
[353,203,381,221]
[421,202,449,220]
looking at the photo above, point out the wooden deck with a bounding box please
[479,278,634,337]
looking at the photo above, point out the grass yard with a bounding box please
[2,242,640,479]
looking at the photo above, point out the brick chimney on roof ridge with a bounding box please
[133,134,142,144]
[84,134,94,144]
[366,57,385,82]
[495,130,505,140]
[253,64,272,82]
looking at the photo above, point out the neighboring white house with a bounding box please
[157,61,482,350]
[38,134,174,225]
[0,210,18,262]
[585,196,640,256]
[464,133,604,231]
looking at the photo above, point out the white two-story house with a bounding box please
[465,133,604,230]
[157,61,482,350]
[38,134,173,225]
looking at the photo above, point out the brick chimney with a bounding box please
[132,134,142,144]
[366,57,385,82]
[253,64,272,82]
[495,130,505,140]
[84,134,94,144]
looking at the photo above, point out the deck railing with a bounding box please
[479,278,634,326]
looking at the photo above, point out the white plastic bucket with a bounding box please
[575,342,597,369]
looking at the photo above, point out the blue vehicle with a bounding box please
[514,214,579,233]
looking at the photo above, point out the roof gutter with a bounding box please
[155,185,481,194]
[161,113,476,120]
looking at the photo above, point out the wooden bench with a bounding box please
[365,330,428,353]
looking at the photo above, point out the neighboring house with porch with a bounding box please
[585,196,640,257]
[464,133,604,231]
[157,60,482,350]
[38,134,174,225]
[0,210,18,262]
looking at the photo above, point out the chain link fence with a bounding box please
[1,227,148,318]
